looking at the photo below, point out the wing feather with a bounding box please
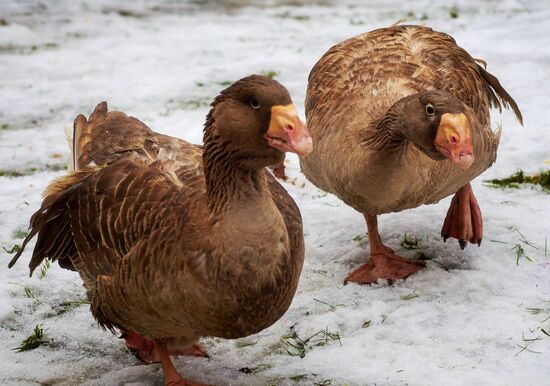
[307,25,523,128]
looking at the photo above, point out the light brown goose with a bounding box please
[300,25,523,285]
[9,75,312,385]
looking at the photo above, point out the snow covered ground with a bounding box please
[1,0,549,385]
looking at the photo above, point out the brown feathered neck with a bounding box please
[363,90,464,155]
[200,75,291,214]
[363,101,407,151]
[202,102,266,214]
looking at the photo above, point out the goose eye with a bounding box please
[249,99,261,110]
[425,104,435,116]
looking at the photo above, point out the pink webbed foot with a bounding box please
[270,161,287,180]
[441,183,483,249]
[122,331,208,363]
[344,251,425,285]
[122,330,157,363]
[156,343,210,386]
[346,213,425,285]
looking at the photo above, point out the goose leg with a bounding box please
[270,160,287,180]
[156,342,208,386]
[123,331,208,363]
[441,183,483,249]
[344,214,425,285]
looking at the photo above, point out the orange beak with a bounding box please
[265,104,312,157]
[434,113,474,170]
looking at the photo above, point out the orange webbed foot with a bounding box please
[441,183,483,249]
[270,161,287,180]
[344,251,425,285]
[349,213,425,285]
[122,331,209,363]
[156,343,210,386]
[122,330,157,363]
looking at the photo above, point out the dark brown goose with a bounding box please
[300,25,522,285]
[9,75,312,385]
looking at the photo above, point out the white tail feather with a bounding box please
[64,125,74,171]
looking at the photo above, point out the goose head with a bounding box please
[204,75,312,170]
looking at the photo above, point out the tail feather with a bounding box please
[73,101,110,171]
[71,101,158,170]
[8,168,96,274]
[8,191,75,275]
[9,101,197,275]
[478,65,523,125]
[72,113,89,171]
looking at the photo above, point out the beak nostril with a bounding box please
[450,136,459,145]
[285,124,294,132]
